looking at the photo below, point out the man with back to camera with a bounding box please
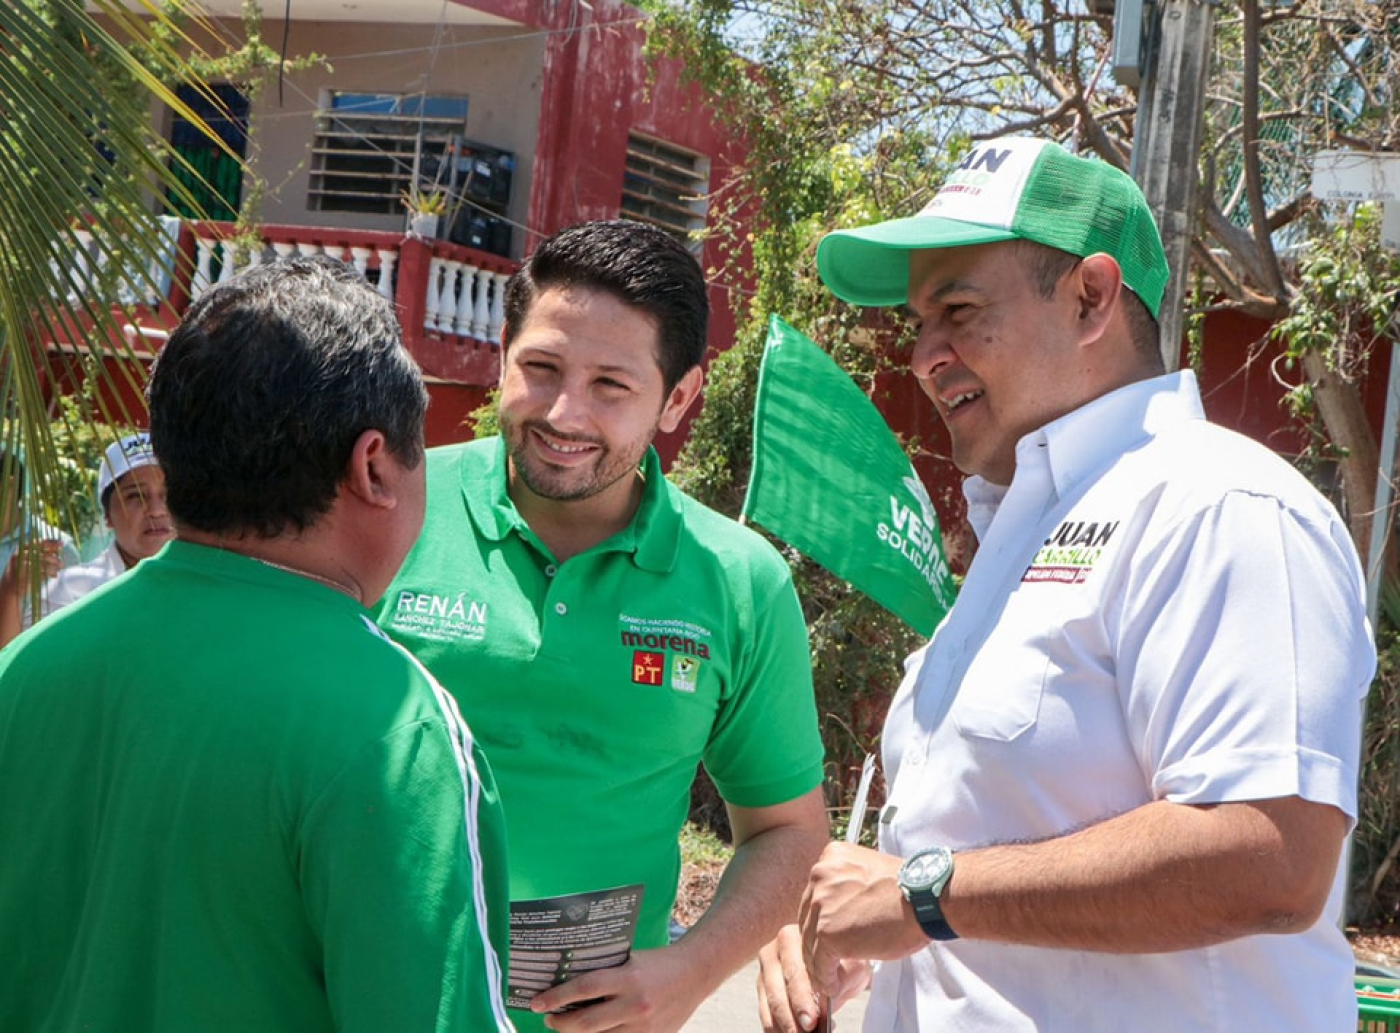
[0,255,513,1031]
[756,137,1376,1031]
[377,219,829,1032]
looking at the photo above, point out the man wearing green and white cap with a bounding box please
[758,137,1375,1031]
[30,433,175,626]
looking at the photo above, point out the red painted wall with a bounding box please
[1190,309,1309,456]
[523,0,747,466]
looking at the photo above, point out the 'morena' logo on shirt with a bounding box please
[620,614,714,692]
[1023,519,1119,585]
[620,630,711,659]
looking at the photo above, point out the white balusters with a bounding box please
[456,265,478,337]
[424,257,446,333]
[439,261,462,334]
[489,271,509,344]
[376,249,397,300]
[55,218,526,359]
[192,235,217,298]
[142,215,183,304]
[471,270,491,340]
[71,229,94,300]
[217,239,239,284]
[349,246,373,280]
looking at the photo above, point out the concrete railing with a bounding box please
[171,221,518,387]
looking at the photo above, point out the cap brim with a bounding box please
[816,216,1019,307]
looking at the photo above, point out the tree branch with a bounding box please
[1240,0,1287,298]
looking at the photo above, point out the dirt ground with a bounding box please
[674,855,728,928]
[1353,928,1400,973]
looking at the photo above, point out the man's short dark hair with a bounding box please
[503,220,709,392]
[1013,240,1164,371]
[148,256,428,538]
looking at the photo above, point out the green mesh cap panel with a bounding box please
[1010,146,1168,318]
[816,138,1168,318]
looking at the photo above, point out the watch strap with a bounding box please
[899,847,959,941]
[906,887,958,941]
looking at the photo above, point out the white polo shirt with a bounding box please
[867,371,1374,1031]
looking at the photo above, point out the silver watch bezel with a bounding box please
[898,846,955,896]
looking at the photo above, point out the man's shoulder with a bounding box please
[662,479,793,578]
[425,438,501,495]
[1148,419,1335,512]
[427,437,492,471]
[1089,418,1350,552]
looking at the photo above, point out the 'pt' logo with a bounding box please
[632,651,664,686]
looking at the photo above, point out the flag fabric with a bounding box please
[743,315,956,636]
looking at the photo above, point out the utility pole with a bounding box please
[1122,0,1218,372]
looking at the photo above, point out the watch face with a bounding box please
[902,848,953,891]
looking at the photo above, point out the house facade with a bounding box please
[64,2,1386,571]
[85,0,741,460]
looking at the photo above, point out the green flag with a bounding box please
[743,315,956,636]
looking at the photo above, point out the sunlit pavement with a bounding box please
[684,959,869,1032]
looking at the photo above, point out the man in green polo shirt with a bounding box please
[377,219,828,1032]
[0,256,512,1031]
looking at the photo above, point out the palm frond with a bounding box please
[0,0,223,568]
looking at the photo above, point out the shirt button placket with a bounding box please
[542,562,567,628]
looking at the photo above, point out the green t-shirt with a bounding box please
[0,541,512,1032]
[377,438,824,1027]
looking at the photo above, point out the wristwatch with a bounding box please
[897,846,958,941]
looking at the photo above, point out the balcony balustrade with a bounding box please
[54,217,518,390]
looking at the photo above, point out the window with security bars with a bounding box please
[620,133,709,250]
[308,91,468,215]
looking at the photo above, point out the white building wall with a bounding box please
[179,16,545,254]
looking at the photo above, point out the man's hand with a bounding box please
[797,842,929,997]
[0,540,62,647]
[757,924,870,1033]
[529,946,707,1033]
[530,791,828,1031]
[2,539,62,593]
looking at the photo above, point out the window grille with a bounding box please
[308,92,468,215]
[620,133,708,249]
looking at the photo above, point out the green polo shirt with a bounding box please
[0,541,512,1031]
[378,437,823,1011]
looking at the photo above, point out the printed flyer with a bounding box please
[507,884,644,1009]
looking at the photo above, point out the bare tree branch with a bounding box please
[1240,0,1288,299]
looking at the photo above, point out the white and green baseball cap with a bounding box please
[816,136,1169,318]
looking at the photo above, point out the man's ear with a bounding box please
[1073,253,1123,342]
[343,429,398,510]
[658,365,704,434]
